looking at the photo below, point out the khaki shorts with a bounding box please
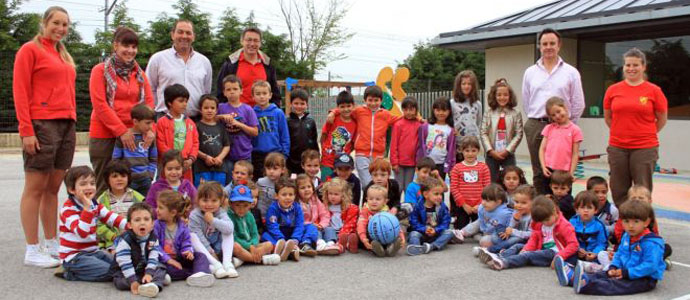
[23,119,76,172]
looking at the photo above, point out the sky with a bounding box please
[20,0,551,83]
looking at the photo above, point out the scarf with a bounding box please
[104,54,145,107]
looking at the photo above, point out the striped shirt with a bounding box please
[114,233,161,283]
[450,161,491,207]
[59,197,127,262]
[112,133,157,181]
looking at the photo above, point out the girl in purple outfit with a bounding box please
[146,150,197,219]
[154,190,214,287]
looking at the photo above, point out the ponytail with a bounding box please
[33,6,75,68]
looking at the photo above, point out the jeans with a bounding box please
[579,271,657,295]
[408,230,453,250]
[165,251,211,280]
[460,220,502,246]
[261,223,319,245]
[355,156,373,189]
[62,250,114,282]
[194,171,227,187]
[322,226,338,242]
[485,153,517,183]
[488,236,525,253]
[395,166,416,193]
[130,177,152,197]
[502,249,556,269]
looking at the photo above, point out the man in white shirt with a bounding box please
[146,19,212,120]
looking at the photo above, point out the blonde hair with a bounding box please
[366,184,388,200]
[320,178,352,211]
[545,96,567,117]
[33,6,75,67]
[627,185,652,203]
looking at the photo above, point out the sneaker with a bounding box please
[300,244,317,257]
[406,244,427,256]
[665,258,673,270]
[232,257,244,268]
[43,239,59,259]
[472,246,481,257]
[371,241,386,257]
[290,248,301,261]
[24,246,60,268]
[423,243,433,254]
[280,240,295,262]
[261,254,281,265]
[554,256,572,286]
[274,239,286,256]
[163,274,171,286]
[386,238,402,257]
[317,244,341,256]
[224,264,239,278]
[451,229,464,244]
[478,248,495,265]
[53,265,65,279]
[186,272,214,287]
[573,263,589,294]
[212,266,229,279]
[580,261,603,273]
[137,283,159,298]
[347,233,359,253]
[316,239,327,252]
[488,255,505,271]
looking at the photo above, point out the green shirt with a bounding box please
[174,116,187,150]
[228,209,259,250]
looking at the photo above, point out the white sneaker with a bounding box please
[24,245,60,268]
[316,239,327,251]
[43,239,59,259]
[224,264,239,278]
[137,283,159,298]
[163,274,171,286]
[210,264,229,279]
[451,229,464,244]
[262,254,281,265]
[186,272,215,287]
[472,246,481,257]
[232,257,244,268]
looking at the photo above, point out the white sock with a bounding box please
[26,244,40,253]
[190,233,222,267]
[221,232,234,269]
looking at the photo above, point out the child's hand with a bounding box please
[326,112,336,124]
[204,211,215,224]
[500,227,513,239]
[203,155,214,166]
[183,251,194,260]
[462,204,472,215]
[542,166,552,178]
[608,269,622,279]
[142,274,152,283]
[183,159,193,170]
[130,282,140,295]
[585,252,597,261]
[316,224,323,230]
[77,191,93,208]
[363,240,372,250]
[471,205,479,214]
[168,259,183,270]
[608,250,614,260]
[513,210,523,220]
[209,249,219,260]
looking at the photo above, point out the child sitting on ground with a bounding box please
[325,153,361,206]
[498,166,528,207]
[587,176,618,235]
[295,174,338,256]
[223,160,252,195]
[112,103,157,196]
[59,166,128,282]
[450,136,491,233]
[227,184,281,266]
[403,157,436,206]
[153,190,214,287]
[482,195,579,271]
[301,149,322,189]
[321,178,359,253]
[261,177,308,262]
[363,158,402,217]
[112,203,166,298]
[454,184,513,254]
[406,177,453,255]
[257,152,287,217]
[572,199,666,295]
[357,185,406,257]
[97,161,144,250]
[188,182,238,279]
[486,184,535,254]
[145,150,197,219]
[246,180,265,234]
[551,170,575,220]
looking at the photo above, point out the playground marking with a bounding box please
[671,294,690,300]
[671,261,690,268]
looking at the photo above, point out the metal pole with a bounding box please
[104,0,108,32]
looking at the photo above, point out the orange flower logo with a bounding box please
[639,97,648,105]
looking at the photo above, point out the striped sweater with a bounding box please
[449,161,491,207]
[114,231,161,284]
[59,196,127,262]
[112,133,157,181]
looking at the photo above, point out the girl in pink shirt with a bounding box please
[538,97,583,189]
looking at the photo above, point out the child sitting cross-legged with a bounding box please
[321,178,359,253]
[406,177,453,255]
[295,174,339,256]
[357,185,406,257]
[228,184,281,266]
[97,161,144,251]
[483,184,536,255]
[587,176,618,235]
[261,177,307,262]
[153,190,215,287]
[572,199,666,295]
[112,203,167,298]
[454,184,513,255]
[482,195,579,271]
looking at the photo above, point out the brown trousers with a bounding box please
[89,137,116,195]
[524,119,548,194]
[607,146,658,207]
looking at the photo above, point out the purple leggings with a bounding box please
[165,251,210,280]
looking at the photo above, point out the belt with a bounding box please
[529,117,550,123]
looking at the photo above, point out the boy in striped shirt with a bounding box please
[59,166,128,281]
[112,203,166,298]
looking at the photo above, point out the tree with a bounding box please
[278,0,353,75]
[93,1,152,64]
[146,0,214,58]
[400,42,485,92]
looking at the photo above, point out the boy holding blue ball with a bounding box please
[407,177,453,255]
[357,185,405,257]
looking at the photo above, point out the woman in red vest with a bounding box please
[13,6,75,268]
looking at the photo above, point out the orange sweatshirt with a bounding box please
[339,106,400,158]
[13,38,76,137]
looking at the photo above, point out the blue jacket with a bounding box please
[264,201,305,241]
[478,203,513,234]
[409,200,451,234]
[611,231,665,280]
[404,181,423,205]
[252,104,290,156]
[569,215,608,254]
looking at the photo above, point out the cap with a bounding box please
[334,153,354,169]
[230,185,253,202]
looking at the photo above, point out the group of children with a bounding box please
[48,70,670,297]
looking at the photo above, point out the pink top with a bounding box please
[522,57,585,123]
[541,122,583,171]
[300,195,330,229]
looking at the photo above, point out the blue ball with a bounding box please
[367,212,400,245]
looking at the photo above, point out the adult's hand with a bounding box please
[120,131,136,151]
[143,130,155,149]
[22,136,40,155]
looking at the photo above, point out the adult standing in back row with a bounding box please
[216,27,281,107]
[146,19,212,120]
[522,28,584,194]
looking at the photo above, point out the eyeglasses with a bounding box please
[243,38,261,44]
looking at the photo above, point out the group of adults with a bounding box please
[13,6,667,268]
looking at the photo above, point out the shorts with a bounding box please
[23,119,76,172]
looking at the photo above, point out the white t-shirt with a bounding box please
[424,124,452,164]
[541,224,558,253]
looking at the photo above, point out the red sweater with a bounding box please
[89,63,154,138]
[156,115,199,181]
[328,204,359,234]
[13,38,76,137]
[523,212,578,260]
[450,162,491,207]
[390,118,422,167]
